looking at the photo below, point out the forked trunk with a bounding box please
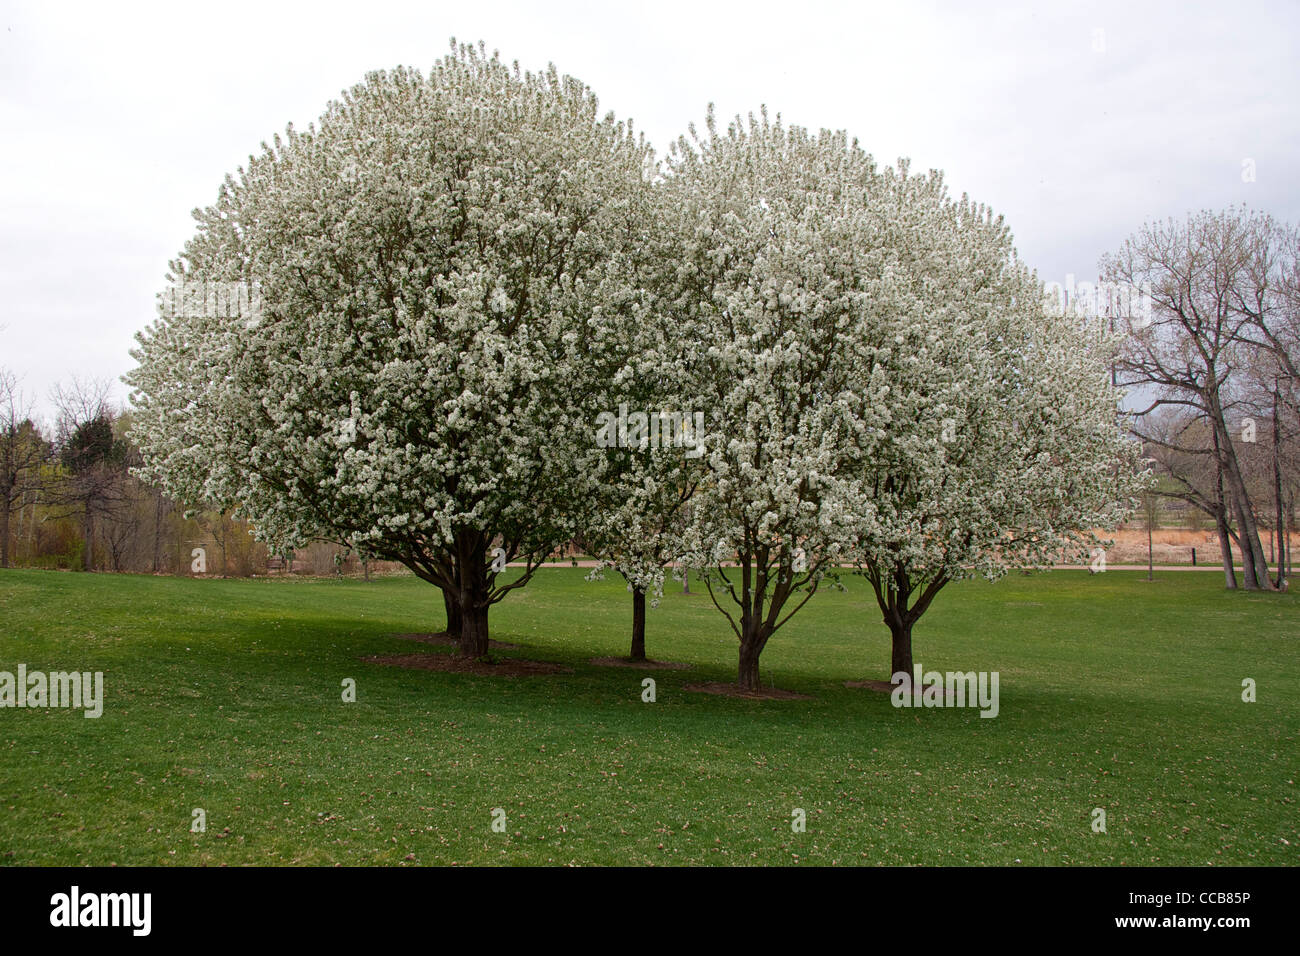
[1231,493,1269,590]
[736,614,772,691]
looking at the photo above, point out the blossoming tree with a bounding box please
[843,163,1147,678]
[662,109,1144,691]
[127,43,654,657]
[663,109,886,691]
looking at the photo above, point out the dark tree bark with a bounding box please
[630,586,646,661]
[81,509,93,571]
[152,494,165,574]
[702,542,810,692]
[866,564,946,681]
[889,618,913,679]
[1213,432,1237,589]
[442,587,462,638]
[1214,414,1272,590]
[455,535,491,658]
[393,530,553,660]
[737,621,769,692]
[458,600,490,658]
[0,493,10,568]
[1273,388,1287,590]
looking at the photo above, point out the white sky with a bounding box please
[2,0,1297,422]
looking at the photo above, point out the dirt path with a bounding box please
[512,560,1265,573]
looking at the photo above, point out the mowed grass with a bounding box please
[0,566,1294,866]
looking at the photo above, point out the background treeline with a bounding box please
[3,365,1294,580]
[0,375,406,576]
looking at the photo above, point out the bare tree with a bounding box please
[0,370,47,568]
[1231,219,1300,392]
[1139,407,1239,586]
[49,379,130,571]
[1103,208,1278,590]
[1229,220,1299,589]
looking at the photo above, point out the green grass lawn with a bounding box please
[0,566,1294,866]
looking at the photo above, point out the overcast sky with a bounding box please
[2,0,1297,422]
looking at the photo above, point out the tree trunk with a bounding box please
[1288,492,1294,581]
[458,601,489,658]
[630,586,646,661]
[1218,518,1236,589]
[452,531,492,657]
[26,491,38,556]
[442,587,462,638]
[1146,512,1153,582]
[735,607,774,693]
[1230,492,1264,589]
[738,637,763,692]
[81,507,93,571]
[1273,392,1287,589]
[890,619,913,679]
[1209,399,1271,589]
[1213,446,1236,589]
[0,493,10,568]
[152,495,164,574]
[1222,452,1272,589]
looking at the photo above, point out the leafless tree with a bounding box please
[0,370,48,568]
[1103,208,1279,589]
[48,379,130,571]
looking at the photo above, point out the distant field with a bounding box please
[0,567,1294,866]
[1095,527,1297,568]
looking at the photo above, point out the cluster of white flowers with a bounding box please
[127,44,1144,677]
[128,43,655,655]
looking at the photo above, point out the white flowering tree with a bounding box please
[661,109,1144,691]
[580,467,700,660]
[127,43,654,657]
[573,193,708,660]
[579,405,705,660]
[844,163,1147,678]
[663,110,887,691]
